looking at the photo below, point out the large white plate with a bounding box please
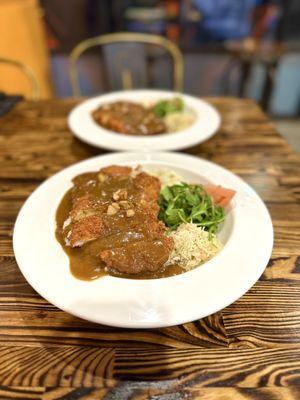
[68,90,221,151]
[13,153,273,328]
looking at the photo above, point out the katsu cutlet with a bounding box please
[60,165,173,274]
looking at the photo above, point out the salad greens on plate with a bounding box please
[158,182,225,234]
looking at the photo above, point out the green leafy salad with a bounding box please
[158,183,225,234]
[153,97,184,118]
[152,169,235,270]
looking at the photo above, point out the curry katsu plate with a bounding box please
[13,152,273,328]
[68,90,221,151]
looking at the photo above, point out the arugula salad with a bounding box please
[153,170,235,270]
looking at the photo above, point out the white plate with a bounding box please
[13,152,273,328]
[68,90,221,151]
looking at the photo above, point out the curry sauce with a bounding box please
[55,168,184,280]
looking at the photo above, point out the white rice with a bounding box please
[166,223,222,270]
[163,111,195,132]
[151,168,182,188]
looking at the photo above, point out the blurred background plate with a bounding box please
[68,89,221,151]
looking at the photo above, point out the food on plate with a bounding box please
[166,223,221,269]
[164,112,195,133]
[56,165,235,280]
[152,97,184,118]
[56,165,174,280]
[91,97,195,135]
[158,182,225,233]
[203,185,236,208]
[92,101,166,136]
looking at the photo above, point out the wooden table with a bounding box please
[0,98,300,400]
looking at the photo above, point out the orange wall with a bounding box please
[0,0,54,99]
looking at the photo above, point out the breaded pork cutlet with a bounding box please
[92,101,166,136]
[60,165,173,274]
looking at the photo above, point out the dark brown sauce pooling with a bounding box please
[92,101,167,136]
[55,171,184,280]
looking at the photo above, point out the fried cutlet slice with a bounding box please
[98,200,173,274]
[64,195,106,247]
[62,166,164,258]
[100,165,133,176]
[92,101,166,135]
[134,172,161,202]
[99,234,174,274]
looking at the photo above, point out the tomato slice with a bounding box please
[203,184,236,207]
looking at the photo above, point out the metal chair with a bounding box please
[0,57,40,100]
[69,32,184,96]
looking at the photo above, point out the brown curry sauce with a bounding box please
[55,171,184,280]
[92,101,167,136]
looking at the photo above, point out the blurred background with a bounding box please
[1,0,299,151]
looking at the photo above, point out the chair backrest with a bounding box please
[0,57,40,100]
[69,32,184,96]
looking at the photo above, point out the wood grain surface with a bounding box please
[0,97,300,399]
